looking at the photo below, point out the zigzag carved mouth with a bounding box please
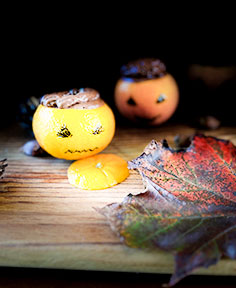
[65,147,99,154]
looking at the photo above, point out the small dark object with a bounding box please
[18,96,41,136]
[21,140,46,157]
[156,94,166,103]
[174,135,193,149]
[92,125,104,135]
[127,97,137,106]
[0,159,7,178]
[198,115,221,130]
[57,124,73,138]
[161,139,169,149]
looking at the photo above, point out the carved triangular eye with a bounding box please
[57,124,72,138]
[157,94,166,103]
[127,97,137,106]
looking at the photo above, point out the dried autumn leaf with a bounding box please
[100,135,236,286]
[0,159,7,178]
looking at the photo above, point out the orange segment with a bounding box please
[67,154,130,190]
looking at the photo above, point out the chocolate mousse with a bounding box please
[121,58,167,81]
[41,88,104,109]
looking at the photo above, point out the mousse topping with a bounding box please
[41,88,104,109]
[121,58,167,81]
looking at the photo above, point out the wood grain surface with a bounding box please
[0,124,236,276]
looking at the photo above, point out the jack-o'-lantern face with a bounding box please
[115,74,179,126]
[114,59,179,126]
[32,89,115,160]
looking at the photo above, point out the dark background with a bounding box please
[2,7,236,128]
[0,267,236,288]
[1,7,236,288]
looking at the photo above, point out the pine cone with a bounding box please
[18,96,41,136]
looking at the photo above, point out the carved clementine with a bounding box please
[33,89,115,160]
[114,59,179,126]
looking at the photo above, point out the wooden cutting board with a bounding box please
[0,124,236,276]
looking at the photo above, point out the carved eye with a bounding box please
[92,125,104,135]
[127,97,137,106]
[57,124,72,138]
[157,94,166,103]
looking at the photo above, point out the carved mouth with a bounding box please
[65,147,99,154]
[135,114,161,123]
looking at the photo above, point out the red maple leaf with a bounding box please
[100,135,236,286]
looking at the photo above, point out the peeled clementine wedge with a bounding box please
[67,154,129,190]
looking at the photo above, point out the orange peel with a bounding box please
[32,103,115,160]
[67,154,129,190]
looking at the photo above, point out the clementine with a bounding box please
[32,89,115,160]
[67,154,129,190]
[115,58,179,126]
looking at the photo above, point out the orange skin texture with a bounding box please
[114,74,179,125]
[33,104,115,160]
[67,153,130,190]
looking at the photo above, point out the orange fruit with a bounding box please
[114,58,179,126]
[32,101,115,160]
[115,76,179,126]
[67,154,130,190]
